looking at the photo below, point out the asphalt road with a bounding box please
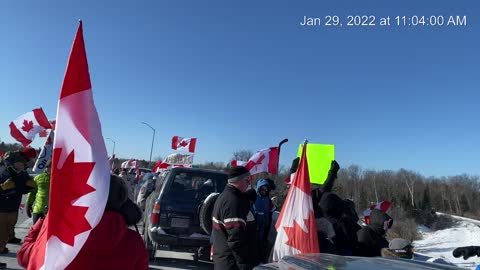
[0,196,213,270]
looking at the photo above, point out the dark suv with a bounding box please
[143,167,227,260]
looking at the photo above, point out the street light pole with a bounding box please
[141,122,155,168]
[106,137,116,156]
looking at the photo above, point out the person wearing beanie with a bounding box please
[17,174,148,270]
[357,209,393,257]
[212,166,253,270]
[0,149,36,252]
[381,238,414,259]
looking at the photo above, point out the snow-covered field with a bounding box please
[413,213,480,269]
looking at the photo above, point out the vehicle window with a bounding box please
[167,171,227,201]
[155,172,168,192]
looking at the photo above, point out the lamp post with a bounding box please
[106,137,116,156]
[141,122,155,168]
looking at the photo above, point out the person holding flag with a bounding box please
[16,21,146,270]
[18,175,149,269]
[273,141,319,261]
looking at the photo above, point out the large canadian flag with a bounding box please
[172,136,197,153]
[28,21,110,270]
[273,144,319,261]
[9,108,52,147]
[244,147,279,175]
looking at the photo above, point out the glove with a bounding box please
[26,204,33,218]
[453,246,480,260]
[0,178,16,191]
[329,160,340,175]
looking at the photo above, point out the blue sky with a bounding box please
[0,0,478,177]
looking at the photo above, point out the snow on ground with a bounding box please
[413,215,480,269]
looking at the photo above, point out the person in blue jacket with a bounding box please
[254,178,274,263]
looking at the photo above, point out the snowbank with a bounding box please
[414,220,480,269]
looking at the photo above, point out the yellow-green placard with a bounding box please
[297,143,335,184]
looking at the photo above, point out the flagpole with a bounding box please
[276,138,288,176]
[141,122,155,168]
[106,137,115,156]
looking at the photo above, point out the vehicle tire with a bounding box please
[143,215,156,261]
[199,192,220,235]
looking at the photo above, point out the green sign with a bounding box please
[297,143,335,184]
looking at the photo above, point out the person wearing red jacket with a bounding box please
[17,175,149,270]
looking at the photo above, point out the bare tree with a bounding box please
[232,150,253,162]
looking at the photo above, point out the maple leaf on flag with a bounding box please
[47,148,96,246]
[22,120,34,132]
[255,154,265,165]
[179,140,188,147]
[283,213,317,254]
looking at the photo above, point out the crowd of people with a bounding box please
[210,161,480,270]
[1,147,480,270]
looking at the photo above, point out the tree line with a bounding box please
[3,143,478,220]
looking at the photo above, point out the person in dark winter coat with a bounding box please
[311,160,340,218]
[17,175,148,270]
[315,217,337,254]
[357,208,393,257]
[244,188,259,267]
[0,148,36,253]
[319,193,362,256]
[254,178,274,263]
[212,166,252,270]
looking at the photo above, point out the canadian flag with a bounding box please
[244,147,279,175]
[39,120,57,137]
[28,21,110,270]
[32,130,55,174]
[363,201,392,225]
[172,136,197,153]
[9,108,52,147]
[152,160,171,173]
[120,159,138,169]
[273,143,319,261]
[230,160,248,167]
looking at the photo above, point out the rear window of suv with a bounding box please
[166,171,227,201]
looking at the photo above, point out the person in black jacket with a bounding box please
[319,193,362,256]
[0,149,36,254]
[212,166,252,270]
[357,209,393,257]
[311,160,340,218]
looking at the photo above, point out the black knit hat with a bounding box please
[106,175,128,211]
[228,166,250,183]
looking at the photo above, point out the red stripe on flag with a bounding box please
[172,136,178,150]
[9,122,32,147]
[60,21,92,99]
[268,147,279,174]
[189,138,196,153]
[33,108,52,129]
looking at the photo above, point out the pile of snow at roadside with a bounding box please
[413,217,480,270]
